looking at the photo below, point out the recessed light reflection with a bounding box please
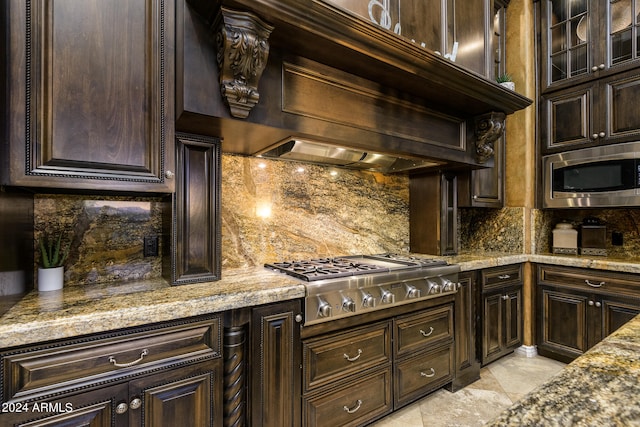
[256,203,272,218]
[258,162,267,169]
[329,170,339,177]
[296,167,305,173]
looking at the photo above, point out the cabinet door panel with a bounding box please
[540,288,589,357]
[542,86,593,150]
[0,383,126,427]
[131,361,221,427]
[504,288,522,349]
[482,293,503,362]
[605,72,640,140]
[601,298,640,338]
[5,0,174,191]
[252,300,302,427]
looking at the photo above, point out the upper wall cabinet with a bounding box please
[538,0,640,153]
[326,0,492,77]
[2,0,175,193]
[540,0,640,92]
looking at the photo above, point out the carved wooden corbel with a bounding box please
[214,7,274,119]
[474,112,506,163]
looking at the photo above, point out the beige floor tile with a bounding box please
[370,353,566,427]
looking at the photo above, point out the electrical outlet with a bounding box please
[144,236,159,257]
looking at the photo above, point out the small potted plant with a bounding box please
[38,232,70,291]
[496,73,515,91]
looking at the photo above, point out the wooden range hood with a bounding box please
[178,0,532,171]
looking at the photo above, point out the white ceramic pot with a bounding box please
[500,81,515,91]
[38,266,64,292]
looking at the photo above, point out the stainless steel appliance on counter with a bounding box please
[265,253,460,326]
[543,141,640,208]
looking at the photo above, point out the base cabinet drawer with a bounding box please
[303,368,392,427]
[394,305,453,357]
[303,321,391,392]
[394,345,454,408]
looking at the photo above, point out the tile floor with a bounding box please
[370,352,567,427]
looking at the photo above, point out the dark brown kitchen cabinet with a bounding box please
[410,172,457,255]
[447,271,480,391]
[540,68,640,152]
[301,302,454,426]
[393,306,454,408]
[458,135,505,207]
[165,133,221,285]
[536,264,640,363]
[479,265,523,366]
[540,0,640,92]
[2,0,175,192]
[326,0,492,77]
[252,300,303,427]
[302,320,393,427]
[0,314,222,427]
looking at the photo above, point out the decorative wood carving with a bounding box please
[214,7,274,118]
[223,323,247,427]
[474,112,506,163]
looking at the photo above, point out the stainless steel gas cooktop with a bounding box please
[265,253,460,325]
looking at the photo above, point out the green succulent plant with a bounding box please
[496,73,513,83]
[39,232,70,269]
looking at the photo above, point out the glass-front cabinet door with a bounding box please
[325,0,490,76]
[542,0,640,91]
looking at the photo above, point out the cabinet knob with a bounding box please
[165,170,175,179]
[598,132,605,138]
[502,295,509,300]
[592,133,599,139]
[294,314,303,323]
[595,301,602,308]
[588,300,594,306]
[591,65,599,72]
[599,63,605,70]
[115,402,128,414]
[129,398,142,410]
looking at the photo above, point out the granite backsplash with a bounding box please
[533,208,640,258]
[28,155,640,288]
[32,155,412,286]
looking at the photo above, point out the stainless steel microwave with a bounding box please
[543,142,640,208]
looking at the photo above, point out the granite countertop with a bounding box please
[486,313,640,426]
[0,266,305,349]
[3,252,640,349]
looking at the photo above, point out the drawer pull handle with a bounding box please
[585,280,604,288]
[498,274,511,280]
[421,368,436,378]
[109,349,149,368]
[343,349,363,362]
[420,327,434,337]
[343,399,363,414]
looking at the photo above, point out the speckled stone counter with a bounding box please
[3,252,640,351]
[486,313,640,426]
[0,267,304,349]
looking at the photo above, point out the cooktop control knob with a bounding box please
[318,300,332,318]
[442,279,456,292]
[342,297,356,312]
[427,280,440,295]
[362,292,376,308]
[406,285,421,299]
[380,289,395,304]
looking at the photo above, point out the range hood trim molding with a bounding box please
[189,0,532,117]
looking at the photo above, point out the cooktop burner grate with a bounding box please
[266,257,391,281]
